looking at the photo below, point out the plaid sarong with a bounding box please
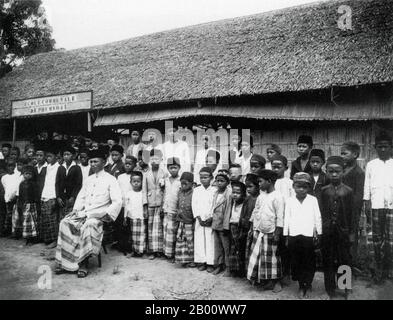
[163,212,179,258]
[22,203,38,239]
[12,202,23,237]
[40,199,59,243]
[147,207,163,253]
[4,201,16,236]
[175,222,194,264]
[55,216,104,272]
[247,231,282,281]
[372,209,393,279]
[130,218,146,254]
[228,223,242,273]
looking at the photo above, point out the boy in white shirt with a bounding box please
[124,171,148,257]
[193,167,215,272]
[117,156,137,253]
[284,172,322,299]
[1,161,21,236]
[364,132,393,283]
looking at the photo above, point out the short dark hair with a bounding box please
[342,141,361,157]
[375,132,392,145]
[130,171,143,179]
[2,143,12,149]
[125,155,137,163]
[231,181,246,195]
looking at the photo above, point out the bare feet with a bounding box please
[46,241,57,249]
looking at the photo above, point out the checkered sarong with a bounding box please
[372,209,393,278]
[247,231,282,281]
[4,201,16,236]
[148,207,163,253]
[163,212,179,258]
[228,223,242,273]
[22,203,38,239]
[55,216,104,272]
[40,199,59,243]
[175,222,194,264]
[130,218,146,254]
[12,203,23,237]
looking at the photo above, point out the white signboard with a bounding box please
[11,91,92,118]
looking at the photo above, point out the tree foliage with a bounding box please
[0,0,55,77]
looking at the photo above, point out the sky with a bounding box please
[42,0,324,50]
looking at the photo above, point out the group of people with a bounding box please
[0,128,392,300]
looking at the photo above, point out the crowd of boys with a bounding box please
[0,129,392,299]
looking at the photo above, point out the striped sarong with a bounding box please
[228,223,242,273]
[130,218,146,254]
[247,231,281,281]
[40,199,59,243]
[55,216,103,272]
[147,207,163,253]
[22,203,38,239]
[163,212,179,258]
[11,202,23,237]
[372,209,393,279]
[175,222,194,264]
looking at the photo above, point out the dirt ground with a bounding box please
[0,237,392,300]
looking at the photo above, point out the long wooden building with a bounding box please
[0,0,392,168]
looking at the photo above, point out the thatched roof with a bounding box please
[0,0,392,119]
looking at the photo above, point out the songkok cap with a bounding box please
[270,154,288,167]
[257,169,277,182]
[88,147,107,160]
[297,135,313,146]
[309,149,325,163]
[180,172,194,183]
[251,154,266,166]
[110,144,124,154]
[199,167,213,175]
[326,156,344,168]
[293,172,312,185]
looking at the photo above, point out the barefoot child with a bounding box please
[211,172,232,276]
[284,172,322,299]
[239,173,260,276]
[341,142,365,269]
[228,181,246,276]
[163,157,181,262]
[143,149,166,259]
[248,169,284,292]
[175,172,195,267]
[193,167,215,272]
[118,156,137,253]
[18,165,40,245]
[124,171,147,257]
[321,156,354,299]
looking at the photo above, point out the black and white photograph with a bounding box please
[0,0,392,303]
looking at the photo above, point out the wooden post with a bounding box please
[87,112,92,132]
[12,119,16,146]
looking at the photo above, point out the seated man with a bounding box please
[54,148,122,278]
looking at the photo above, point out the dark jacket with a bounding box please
[320,183,354,237]
[176,189,194,224]
[34,164,47,199]
[342,163,365,218]
[308,171,329,206]
[239,194,259,234]
[211,187,232,231]
[105,161,125,179]
[56,164,83,201]
[290,156,312,179]
[18,180,40,208]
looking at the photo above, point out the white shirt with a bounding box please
[162,140,191,173]
[41,162,60,200]
[63,161,77,175]
[283,195,322,237]
[230,202,243,224]
[117,173,132,207]
[79,164,91,185]
[125,189,146,219]
[1,173,23,202]
[364,158,393,209]
[250,190,285,234]
[0,151,3,160]
[163,176,181,214]
[192,185,215,220]
[73,169,122,221]
[194,147,211,184]
[36,162,47,174]
[237,153,252,176]
[275,177,294,201]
